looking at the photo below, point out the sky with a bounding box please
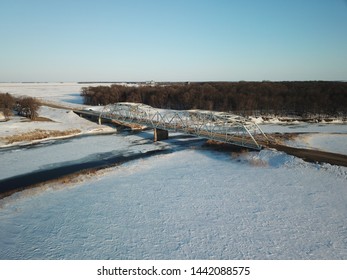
[1,0,347,82]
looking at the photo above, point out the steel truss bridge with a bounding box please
[100,102,269,150]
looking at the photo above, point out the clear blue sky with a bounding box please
[1,0,347,82]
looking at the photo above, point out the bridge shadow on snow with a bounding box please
[0,127,262,199]
[0,130,207,199]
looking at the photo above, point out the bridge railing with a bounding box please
[100,102,268,150]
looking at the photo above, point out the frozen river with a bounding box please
[1,129,347,259]
[0,83,346,260]
[0,131,204,193]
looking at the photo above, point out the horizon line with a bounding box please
[1,80,347,84]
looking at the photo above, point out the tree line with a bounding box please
[0,93,39,120]
[81,81,347,117]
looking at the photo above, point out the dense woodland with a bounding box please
[82,81,347,117]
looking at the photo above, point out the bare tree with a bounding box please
[0,93,15,120]
[80,82,347,117]
[15,97,40,120]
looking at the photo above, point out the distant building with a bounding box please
[146,80,156,86]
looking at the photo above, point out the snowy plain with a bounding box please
[0,82,120,107]
[0,105,114,145]
[261,124,347,155]
[0,83,347,260]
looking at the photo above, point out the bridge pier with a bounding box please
[154,128,169,142]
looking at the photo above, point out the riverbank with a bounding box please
[0,105,114,148]
[0,147,171,199]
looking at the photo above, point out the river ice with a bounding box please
[0,147,346,259]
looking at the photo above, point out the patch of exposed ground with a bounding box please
[18,116,54,122]
[267,142,347,167]
[32,116,54,122]
[1,129,81,144]
[204,136,347,167]
[0,167,100,200]
[265,132,301,144]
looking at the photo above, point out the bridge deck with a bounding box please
[74,106,347,167]
[96,103,269,150]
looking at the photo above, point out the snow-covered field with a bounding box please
[261,124,347,155]
[0,83,117,147]
[0,82,116,106]
[0,83,346,260]
[0,106,113,146]
[284,133,347,155]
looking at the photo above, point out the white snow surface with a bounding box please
[0,132,166,180]
[285,134,347,156]
[262,124,347,155]
[0,82,110,106]
[1,83,347,260]
[261,123,347,134]
[306,134,347,155]
[0,148,346,259]
[0,106,114,147]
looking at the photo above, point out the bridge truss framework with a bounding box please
[100,102,269,150]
